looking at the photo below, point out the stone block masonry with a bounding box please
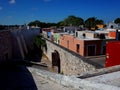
[44,39,103,75]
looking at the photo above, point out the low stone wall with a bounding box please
[28,67,120,90]
[44,39,103,75]
[75,65,120,78]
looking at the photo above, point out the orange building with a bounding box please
[60,34,103,56]
[109,31,116,39]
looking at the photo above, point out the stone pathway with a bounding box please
[30,70,77,90]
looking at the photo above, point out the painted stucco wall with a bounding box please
[53,33,60,44]
[60,34,104,56]
[73,38,84,56]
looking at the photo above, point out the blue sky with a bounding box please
[0,0,120,25]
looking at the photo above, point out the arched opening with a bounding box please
[51,50,61,73]
[110,25,113,29]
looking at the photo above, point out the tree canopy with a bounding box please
[58,15,84,26]
[33,35,46,48]
[114,18,120,24]
[28,16,105,29]
[28,20,56,28]
[85,17,104,30]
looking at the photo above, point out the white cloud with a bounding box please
[0,6,2,11]
[9,0,15,4]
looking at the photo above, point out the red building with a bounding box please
[106,30,120,67]
[106,41,120,67]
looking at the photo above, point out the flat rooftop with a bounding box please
[76,37,101,41]
[85,55,106,67]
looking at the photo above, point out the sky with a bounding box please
[0,0,120,25]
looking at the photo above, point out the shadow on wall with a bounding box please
[0,29,41,90]
[25,43,43,62]
[11,29,41,61]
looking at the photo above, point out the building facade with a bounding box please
[60,34,104,56]
[60,30,115,56]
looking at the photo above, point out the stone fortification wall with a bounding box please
[0,30,13,61]
[44,40,102,75]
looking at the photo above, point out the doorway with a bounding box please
[52,50,60,73]
[87,45,96,56]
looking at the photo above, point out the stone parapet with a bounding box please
[28,67,120,90]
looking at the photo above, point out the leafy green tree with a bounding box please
[33,35,46,49]
[85,17,104,30]
[58,15,84,26]
[95,19,104,25]
[28,20,41,27]
[33,35,47,61]
[28,20,57,28]
[85,17,96,29]
[57,21,65,26]
[114,18,120,24]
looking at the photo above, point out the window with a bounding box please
[67,40,69,48]
[82,33,86,38]
[76,44,80,53]
[76,32,78,37]
[116,30,120,41]
[99,34,105,39]
[111,25,113,29]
